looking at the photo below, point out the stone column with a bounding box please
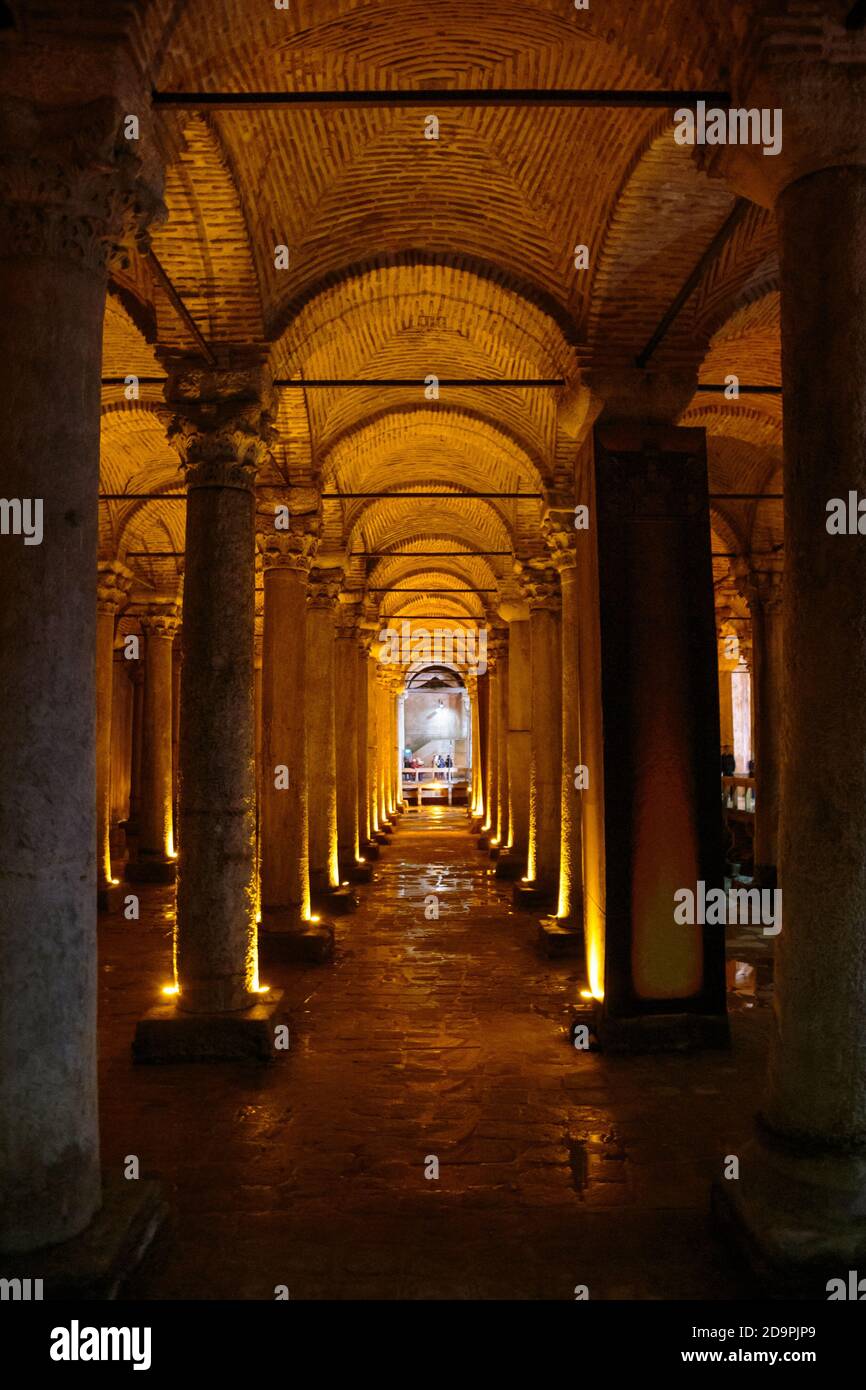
[467,675,483,820]
[0,90,162,1252]
[397,691,407,810]
[110,644,134,835]
[711,32,866,1273]
[514,569,562,911]
[356,640,373,851]
[126,600,180,883]
[490,628,510,850]
[496,606,531,879]
[479,663,499,848]
[134,364,286,1060]
[369,656,382,834]
[737,565,783,886]
[335,599,372,881]
[376,671,394,832]
[171,637,182,830]
[257,529,334,961]
[128,660,145,836]
[306,567,356,911]
[96,562,133,909]
[543,517,585,954]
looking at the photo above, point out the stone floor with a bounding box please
[100,807,772,1300]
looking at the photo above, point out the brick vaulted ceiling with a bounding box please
[98,0,794,619]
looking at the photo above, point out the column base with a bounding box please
[488,844,502,860]
[494,852,525,880]
[132,990,286,1063]
[359,839,381,860]
[343,860,374,884]
[97,882,126,913]
[260,920,335,964]
[712,1131,866,1294]
[311,885,358,916]
[124,856,176,885]
[537,918,585,959]
[596,1010,730,1054]
[378,823,394,837]
[513,881,556,912]
[0,1176,166,1299]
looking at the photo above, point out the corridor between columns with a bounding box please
[101,808,764,1301]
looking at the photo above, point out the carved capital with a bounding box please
[307,567,343,609]
[139,600,181,639]
[259,528,319,574]
[542,508,578,572]
[0,98,165,272]
[96,559,134,615]
[515,561,561,612]
[335,593,363,637]
[167,361,276,487]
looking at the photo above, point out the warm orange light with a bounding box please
[162,984,179,996]
[579,989,593,1000]
[309,915,321,924]
[255,985,270,995]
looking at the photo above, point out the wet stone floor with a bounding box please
[100,807,772,1300]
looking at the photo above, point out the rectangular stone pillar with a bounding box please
[588,424,727,1049]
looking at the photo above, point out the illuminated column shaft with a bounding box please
[172,392,272,1014]
[260,539,313,926]
[96,564,132,902]
[110,649,134,829]
[335,603,360,864]
[743,569,783,884]
[367,654,381,834]
[376,674,391,826]
[526,573,562,893]
[306,569,342,891]
[495,636,510,845]
[397,692,407,808]
[133,603,179,875]
[0,96,161,1251]
[357,642,370,842]
[506,616,531,863]
[482,668,499,835]
[549,531,584,928]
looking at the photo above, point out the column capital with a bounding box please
[514,561,562,612]
[138,599,181,639]
[541,508,579,572]
[0,96,166,271]
[335,592,363,636]
[700,9,866,208]
[166,359,276,488]
[259,528,319,574]
[96,559,134,615]
[732,558,784,614]
[307,567,344,609]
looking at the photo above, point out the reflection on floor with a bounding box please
[100,807,772,1300]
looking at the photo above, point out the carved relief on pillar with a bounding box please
[96,559,134,616]
[0,97,166,271]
